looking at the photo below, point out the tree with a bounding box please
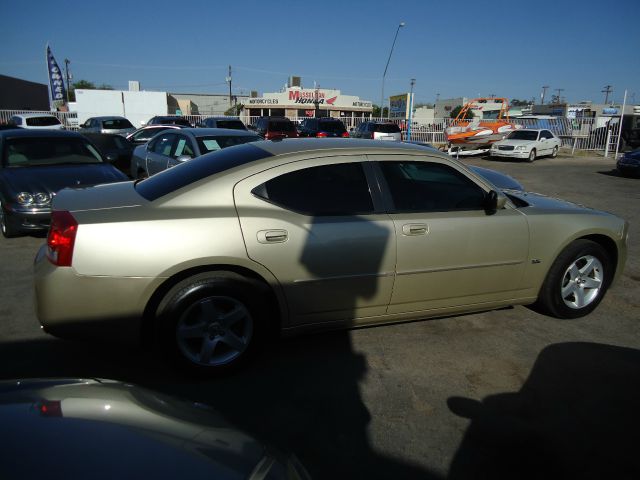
[224,104,244,116]
[372,105,389,118]
[450,105,475,119]
[511,98,533,106]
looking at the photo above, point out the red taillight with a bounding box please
[342,132,350,138]
[47,210,78,267]
[38,400,63,417]
[317,132,328,138]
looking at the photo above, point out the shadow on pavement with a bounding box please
[447,341,640,479]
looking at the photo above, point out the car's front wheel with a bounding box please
[156,272,267,374]
[0,201,19,238]
[527,149,537,162]
[534,239,612,319]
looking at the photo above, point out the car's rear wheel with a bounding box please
[534,240,612,319]
[156,272,267,374]
[0,201,19,238]
[551,146,558,158]
[527,149,537,162]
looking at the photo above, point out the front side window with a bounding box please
[252,162,374,216]
[152,134,176,155]
[172,136,195,158]
[380,161,486,212]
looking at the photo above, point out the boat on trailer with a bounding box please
[445,98,521,155]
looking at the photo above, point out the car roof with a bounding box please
[249,138,448,158]
[88,116,128,121]
[182,128,260,138]
[0,129,84,140]
[515,129,545,132]
[11,113,59,119]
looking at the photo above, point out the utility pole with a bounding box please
[541,85,550,105]
[602,85,613,104]
[555,88,564,104]
[64,58,72,104]
[226,65,232,109]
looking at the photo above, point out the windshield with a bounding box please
[197,135,259,153]
[211,120,246,130]
[3,137,103,167]
[507,130,539,141]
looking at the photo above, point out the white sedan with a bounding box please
[490,129,562,162]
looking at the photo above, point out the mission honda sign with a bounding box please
[247,87,372,110]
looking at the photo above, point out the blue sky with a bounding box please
[1,0,639,106]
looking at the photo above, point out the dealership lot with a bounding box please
[1,152,638,478]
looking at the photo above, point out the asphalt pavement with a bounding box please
[1,150,638,479]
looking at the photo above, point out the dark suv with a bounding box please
[350,121,402,141]
[298,118,349,138]
[254,117,299,140]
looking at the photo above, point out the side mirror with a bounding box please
[484,190,507,213]
[177,154,192,162]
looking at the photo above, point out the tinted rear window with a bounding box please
[318,120,347,133]
[215,120,246,130]
[25,116,61,127]
[268,120,295,132]
[374,124,400,133]
[102,119,133,129]
[135,143,272,201]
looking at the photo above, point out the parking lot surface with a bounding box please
[1,151,638,478]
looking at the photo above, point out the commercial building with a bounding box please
[244,83,373,119]
[0,75,49,111]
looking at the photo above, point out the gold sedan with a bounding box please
[34,139,628,373]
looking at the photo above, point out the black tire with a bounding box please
[534,240,612,319]
[527,149,536,162]
[551,146,558,158]
[0,202,20,238]
[156,272,268,374]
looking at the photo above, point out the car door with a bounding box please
[234,157,397,327]
[166,134,197,169]
[541,130,558,153]
[146,132,177,175]
[373,156,530,314]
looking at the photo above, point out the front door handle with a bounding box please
[257,229,288,244]
[402,223,428,236]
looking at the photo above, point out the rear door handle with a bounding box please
[402,223,429,236]
[257,229,288,244]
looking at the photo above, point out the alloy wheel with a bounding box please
[560,255,604,309]
[175,295,253,367]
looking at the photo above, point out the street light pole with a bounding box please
[380,22,405,119]
[407,78,415,141]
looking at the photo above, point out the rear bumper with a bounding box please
[33,245,156,345]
